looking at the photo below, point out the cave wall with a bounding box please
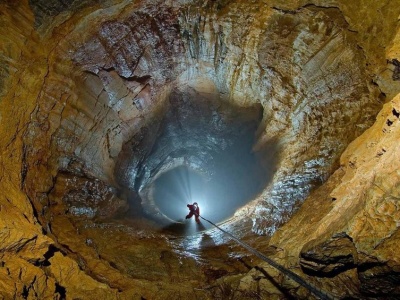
[1,0,400,299]
[20,0,387,233]
[265,93,400,298]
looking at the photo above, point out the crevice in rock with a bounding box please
[54,282,66,299]
[21,285,29,299]
[392,108,400,118]
[300,232,358,278]
[41,244,61,267]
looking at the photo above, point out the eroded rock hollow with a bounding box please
[1,0,400,298]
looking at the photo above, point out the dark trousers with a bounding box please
[186,211,200,223]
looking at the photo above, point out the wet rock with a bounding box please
[50,172,128,219]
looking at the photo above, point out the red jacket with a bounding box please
[187,204,200,215]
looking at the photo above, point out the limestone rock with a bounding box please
[49,172,128,219]
[300,232,358,276]
[47,252,119,299]
[0,255,57,299]
[269,87,400,299]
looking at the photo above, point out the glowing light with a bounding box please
[189,198,206,218]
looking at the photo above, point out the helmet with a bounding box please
[193,202,198,206]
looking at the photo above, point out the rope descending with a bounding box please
[197,214,335,300]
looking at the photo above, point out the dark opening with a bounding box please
[115,88,275,234]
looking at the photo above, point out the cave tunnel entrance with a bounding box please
[116,88,274,235]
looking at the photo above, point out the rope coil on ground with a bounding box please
[198,214,335,300]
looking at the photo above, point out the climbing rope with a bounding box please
[198,214,335,300]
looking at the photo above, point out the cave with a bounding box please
[1,0,400,299]
[115,88,269,232]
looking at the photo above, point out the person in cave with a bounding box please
[186,202,200,223]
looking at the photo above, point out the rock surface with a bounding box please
[300,232,358,276]
[270,93,400,298]
[1,0,400,299]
